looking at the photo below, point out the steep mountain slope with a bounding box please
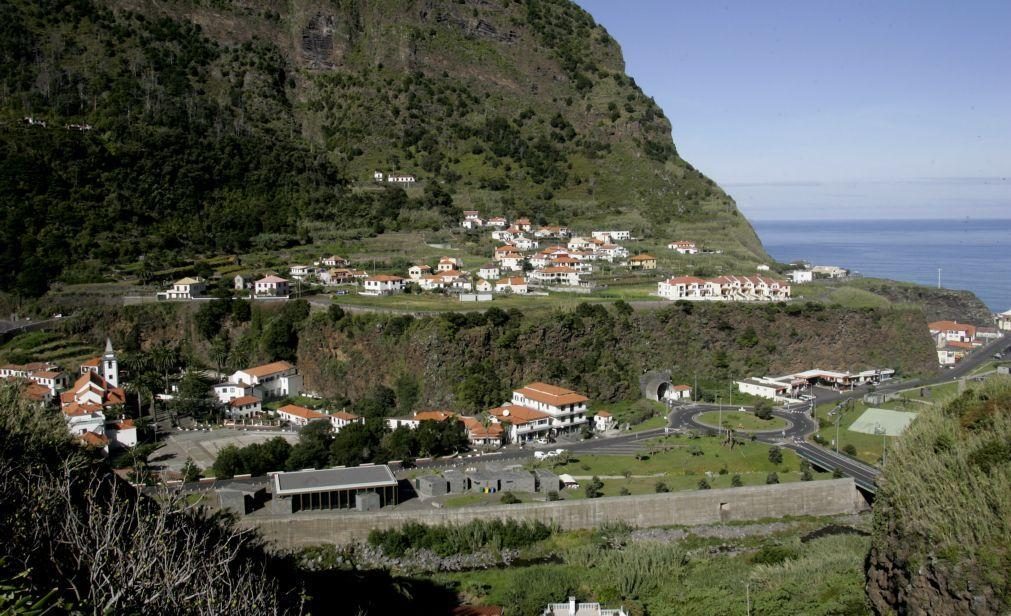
[867,377,1010,615]
[0,0,765,296]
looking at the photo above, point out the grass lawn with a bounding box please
[629,415,668,432]
[545,434,803,479]
[811,398,918,465]
[694,410,788,432]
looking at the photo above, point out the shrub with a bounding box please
[842,444,857,456]
[500,491,520,505]
[766,472,780,484]
[585,476,604,499]
[696,479,711,490]
[731,474,743,487]
[768,446,783,465]
[655,481,670,493]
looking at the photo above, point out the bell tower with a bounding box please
[102,338,119,388]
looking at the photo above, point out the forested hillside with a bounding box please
[0,0,765,297]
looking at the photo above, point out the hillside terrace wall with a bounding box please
[244,479,864,549]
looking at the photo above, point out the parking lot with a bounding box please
[151,429,298,473]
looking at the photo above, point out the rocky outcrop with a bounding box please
[866,546,1003,615]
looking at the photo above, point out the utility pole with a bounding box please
[746,582,751,616]
[835,413,841,453]
[937,268,941,289]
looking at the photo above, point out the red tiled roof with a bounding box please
[229,395,261,407]
[630,254,656,261]
[329,411,360,422]
[929,320,977,335]
[242,361,294,378]
[515,382,588,407]
[672,384,692,391]
[278,404,325,420]
[488,404,551,425]
[414,410,457,422]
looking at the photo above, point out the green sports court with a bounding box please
[848,407,918,436]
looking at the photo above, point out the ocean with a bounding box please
[752,218,1011,312]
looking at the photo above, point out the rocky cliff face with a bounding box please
[295,302,938,406]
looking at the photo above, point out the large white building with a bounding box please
[226,361,303,401]
[254,275,290,298]
[658,275,790,302]
[510,382,588,435]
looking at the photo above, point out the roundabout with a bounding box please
[693,410,790,433]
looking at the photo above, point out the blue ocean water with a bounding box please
[753,219,1011,312]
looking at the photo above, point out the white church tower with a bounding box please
[102,338,119,388]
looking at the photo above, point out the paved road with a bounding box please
[666,402,880,491]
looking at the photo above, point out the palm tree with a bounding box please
[149,344,176,392]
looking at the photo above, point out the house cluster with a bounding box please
[928,320,1001,366]
[208,360,367,431]
[284,256,371,288]
[381,382,594,449]
[3,340,138,453]
[457,211,652,290]
[657,275,791,301]
[736,367,895,401]
[159,274,292,300]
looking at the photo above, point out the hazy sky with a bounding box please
[575,1,1011,217]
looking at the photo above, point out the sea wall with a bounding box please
[245,479,864,549]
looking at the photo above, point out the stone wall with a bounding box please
[245,479,864,549]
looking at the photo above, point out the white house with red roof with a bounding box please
[514,218,532,232]
[487,216,508,228]
[362,275,405,295]
[495,277,528,294]
[254,275,290,298]
[0,360,70,397]
[408,264,432,280]
[160,277,207,300]
[229,361,302,400]
[461,416,505,448]
[487,404,553,443]
[668,241,698,254]
[593,411,615,432]
[327,410,364,433]
[667,384,693,401]
[277,404,326,427]
[318,256,350,268]
[658,275,790,301]
[510,382,588,435]
[529,266,580,286]
[227,395,262,418]
[928,320,979,344]
[438,256,463,272]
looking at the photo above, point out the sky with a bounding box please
[575,1,1011,219]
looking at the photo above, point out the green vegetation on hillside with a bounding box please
[867,376,1011,614]
[0,0,765,298]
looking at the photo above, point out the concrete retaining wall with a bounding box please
[245,479,863,549]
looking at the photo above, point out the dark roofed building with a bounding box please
[270,465,399,514]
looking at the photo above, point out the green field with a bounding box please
[695,410,788,432]
[544,434,804,479]
[811,398,917,464]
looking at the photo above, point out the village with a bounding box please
[146,207,805,306]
